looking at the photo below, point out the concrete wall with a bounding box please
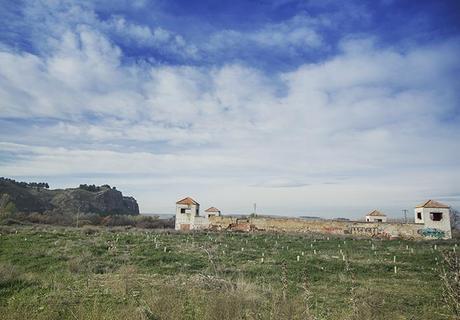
[205,211,221,219]
[175,203,217,231]
[175,203,200,230]
[414,208,425,224]
[208,215,451,239]
[192,216,210,230]
[415,207,451,239]
[348,222,423,239]
[365,216,387,223]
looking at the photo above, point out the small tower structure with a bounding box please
[414,200,452,239]
[175,197,200,231]
[204,207,221,218]
[365,210,387,222]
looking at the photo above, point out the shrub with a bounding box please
[0,210,174,230]
[440,250,460,318]
[0,202,17,219]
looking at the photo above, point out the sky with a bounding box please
[0,0,460,218]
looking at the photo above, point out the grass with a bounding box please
[0,224,458,319]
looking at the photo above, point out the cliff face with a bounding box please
[0,180,139,215]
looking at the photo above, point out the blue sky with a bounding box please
[0,0,460,217]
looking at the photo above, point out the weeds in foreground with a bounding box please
[0,226,458,319]
[441,250,460,319]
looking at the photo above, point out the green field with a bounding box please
[0,225,458,319]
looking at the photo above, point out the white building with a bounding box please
[415,200,452,239]
[204,207,221,218]
[175,197,199,230]
[365,210,387,222]
[175,197,212,231]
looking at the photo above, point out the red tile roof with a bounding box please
[416,200,449,209]
[366,210,386,217]
[205,207,220,212]
[176,197,199,205]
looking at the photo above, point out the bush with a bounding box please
[0,202,17,219]
[101,215,135,227]
[0,210,174,230]
[135,216,174,229]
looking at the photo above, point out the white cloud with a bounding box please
[1,17,460,215]
[105,16,199,59]
[0,142,259,177]
[206,14,324,55]
[16,1,198,61]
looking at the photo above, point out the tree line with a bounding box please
[78,184,116,192]
[0,178,119,192]
[0,177,49,189]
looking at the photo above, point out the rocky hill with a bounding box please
[0,178,139,215]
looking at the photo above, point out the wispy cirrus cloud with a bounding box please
[0,0,198,62]
[205,14,325,55]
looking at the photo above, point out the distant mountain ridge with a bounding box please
[0,178,139,215]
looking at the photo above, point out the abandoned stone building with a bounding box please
[174,197,454,239]
[414,200,452,239]
[175,197,221,231]
[365,210,387,222]
[204,207,221,218]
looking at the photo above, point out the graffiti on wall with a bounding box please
[349,226,392,239]
[322,226,344,233]
[418,228,445,239]
[209,216,448,240]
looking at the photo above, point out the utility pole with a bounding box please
[402,209,408,224]
[253,203,257,216]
